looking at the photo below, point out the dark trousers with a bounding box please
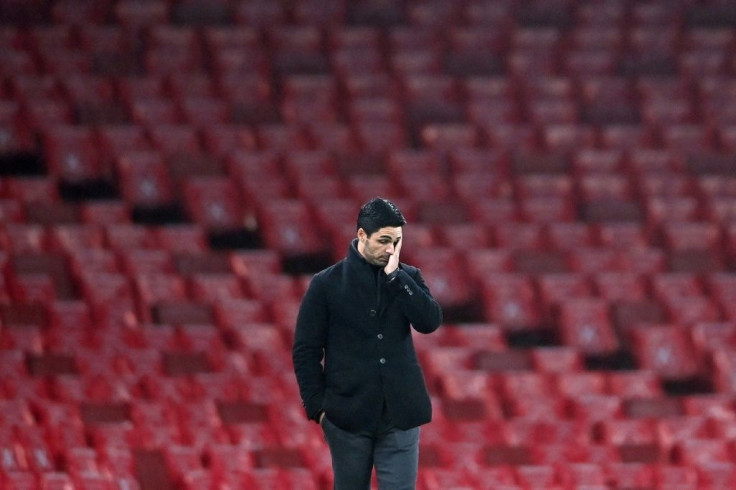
[321,416,420,490]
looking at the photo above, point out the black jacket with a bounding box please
[292,239,442,433]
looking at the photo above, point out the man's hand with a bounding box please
[384,238,402,275]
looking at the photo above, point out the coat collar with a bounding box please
[347,238,380,271]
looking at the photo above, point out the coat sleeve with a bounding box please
[386,266,443,333]
[292,275,328,422]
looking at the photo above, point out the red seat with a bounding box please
[591,272,648,302]
[629,325,702,380]
[557,372,608,400]
[492,222,545,250]
[418,469,478,490]
[306,122,358,152]
[96,125,153,165]
[650,273,703,303]
[213,299,269,329]
[695,462,736,489]
[603,462,655,489]
[544,223,595,251]
[244,273,299,305]
[617,247,666,275]
[599,418,659,447]
[606,370,663,398]
[166,72,217,100]
[102,224,156,251]
[437,371,502,421]
[188,274,244,302]
[47,224,105,254]
[651,464,699,489]
[662,222,721,254]
[147,124,203,157]
[506,417,592,449]
[564,48,617,77]
[390,46,443,76]
[219,74,275,121]
[598,124,657,150]
[134,273,188,321]
[0,224,48,254]
[569,394,624,422]
[557,299,620,356]
[114,0,169,27]
[664,296,721,326]
[478,274,542,330]
[513,465,558,488]
[7,273,56,303]
[181,177,247,231]
[434,223,492,251]
[557,463,609,488]
[115,151,174,206]
[578,173,633,202]
[21,97,74,130]
[154,226,207,253]
[536,274,593,310]
[119,249,174,275]
[255,124,311,151]
[572,148,625,175]
[42,126,102,182]
[255,200,326,257]
[128,97,181,125]
[497,372,563,418]
[645,194,701,223]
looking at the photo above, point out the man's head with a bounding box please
[356,197,406,267]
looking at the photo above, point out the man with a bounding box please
[292,197,443,489]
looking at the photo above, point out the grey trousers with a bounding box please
[321,416,420,490]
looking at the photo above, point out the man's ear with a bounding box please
[357,228,367,242]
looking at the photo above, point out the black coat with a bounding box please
[292,240,443,433]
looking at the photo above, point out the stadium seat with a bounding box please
[478,274,542,330]
[557,299,620,356]
[629,325,703,381]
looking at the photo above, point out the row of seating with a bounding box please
[14,0,736,28]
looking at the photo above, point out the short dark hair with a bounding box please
[357,197,407,236]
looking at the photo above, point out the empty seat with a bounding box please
[134,273,188,322]
[497,372,564,418]
[478,274,542,330]
[128,97,181,125]
[147,125,203,158]
[115,152,175,207]
[42,126,103,183]
[408,248,477,312]
[557,299,620,356]
[592,272,649,302]
[255,200,328,258]
[492,222,545,250]
[629,325,702,381]
[181,178,248,231]
[537,274,593,309]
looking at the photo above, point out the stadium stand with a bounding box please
[3,0,736,488]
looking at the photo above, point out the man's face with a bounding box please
[357,226,402,267]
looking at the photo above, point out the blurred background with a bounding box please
[2,0,736,488]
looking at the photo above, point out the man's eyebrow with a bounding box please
[378,234,400,240]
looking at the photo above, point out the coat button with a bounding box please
[369,309,377,316]
[377,333,383,340]
[379,358,386,364]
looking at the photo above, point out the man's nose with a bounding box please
[386,244,395,254]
